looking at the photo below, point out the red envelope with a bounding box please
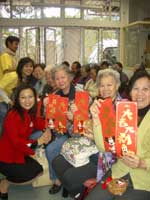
[115,101,137,157]
[45,94,69,133]
[55,95,69,133]
[99,98,116,153]
[73,91,89,134]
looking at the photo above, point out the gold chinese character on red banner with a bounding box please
[45,94,69,133]
[115,101,137,157]
[74,91,89,134]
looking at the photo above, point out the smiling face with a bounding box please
[22,62,34,78]
[99,75,119,100]
[33,66,45,80]
[130,77,150,109]
[54,70,71,94]
[19,88,35,110]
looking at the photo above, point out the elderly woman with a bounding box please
[45,64,77,194]
[86,70,150,200]
[84,64,100,99]
[52,68,121,198]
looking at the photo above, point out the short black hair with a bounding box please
[128,70,150,94]
[72,61,81,69]
[5,36,20,47]
[116,62,123,69]
[34,63,46,70]
[62,61,70,67]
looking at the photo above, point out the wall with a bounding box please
[129,0,150,23]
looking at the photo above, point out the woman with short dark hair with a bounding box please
[87,70,150,200]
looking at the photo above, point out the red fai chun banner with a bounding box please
[45,94,69,134]
[73,91,89,134]
[115,101,137,157]
[99,98,116,153]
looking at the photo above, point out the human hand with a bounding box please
[121,152,140,168]
[38,129,51,145]
[83,132,94,140]
[66,111,74,121]
[70,103,78,113]
[90,99,103,119]
[43,97,49,107]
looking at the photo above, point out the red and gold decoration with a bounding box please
[73,91,89,134]
[45,94,69,134]
[99,98,116,153]
[115,101,137,157]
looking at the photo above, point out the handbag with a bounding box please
[61,136,98,167]
[107,178,128,196]
[32,147,52,187]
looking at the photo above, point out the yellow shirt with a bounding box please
[0,49,18,79]
[0,49,18,102]
[0,72,18,102]
[93,111,150,191]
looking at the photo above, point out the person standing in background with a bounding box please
[0,35,20,135]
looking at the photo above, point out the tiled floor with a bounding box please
[9,184,73,200]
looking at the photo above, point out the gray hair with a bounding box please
[51,64,74,81]
[96,68,121,88]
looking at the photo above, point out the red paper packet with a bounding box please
[45,94,69,133]
[99,98,116,153]
[73,91,89,134]
[55,95,69,133]
[115,101,137,157]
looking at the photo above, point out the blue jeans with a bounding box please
[45,134,68,181]
[30,131,43,140]
[0,102,9,136]
[30,131,68,181]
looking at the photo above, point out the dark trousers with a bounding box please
[52,154,97,196]
[0,157,43,183]
[85,180,150,200]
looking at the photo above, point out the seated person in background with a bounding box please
[86,70,150,200]
[112,62,129,99]
[32,63,46,97]
[84,64,99,99]
[62,61,70,68]
[113,62,128,83]
[52,68,122,198]
[99,60,109,70]
[78,64,91,87]
[16,57,36,86]
[0,84,51,200]
[71,61,82,85]
[36,66,58,118]
[41,66,58,97]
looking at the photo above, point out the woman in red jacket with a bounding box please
[0,83,51,199]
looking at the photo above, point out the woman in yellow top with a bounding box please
[86,70,150,200]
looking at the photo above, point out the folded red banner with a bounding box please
[99,98,116,153]
[45,94,69,133]
[73,91,89,134]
